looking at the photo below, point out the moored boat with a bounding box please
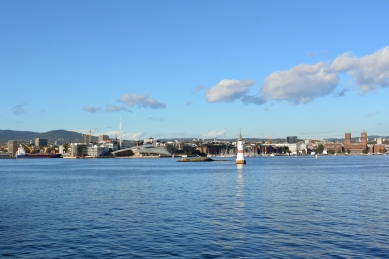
[15,146,27,158]
[16,146,61,158]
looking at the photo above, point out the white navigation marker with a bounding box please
[236,129,246,164]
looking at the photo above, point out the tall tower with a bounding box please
[361,131,367,146]
[236,130,246,164]
[119,116,123,149]
[345,133,351,146]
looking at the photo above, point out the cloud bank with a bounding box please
[206,79,255,103]
[207,46,389,106]
[83,106,102,113]
[331,46,389,93]
[203,130,226,138]
[105,104,131,113]
[119,93,166,109]
[261,62,338,104]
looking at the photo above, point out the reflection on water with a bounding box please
[1,156,389,258]
[235,164,245,215]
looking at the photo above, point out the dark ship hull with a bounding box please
[24,153,62,158]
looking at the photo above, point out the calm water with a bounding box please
[1,156,389,258]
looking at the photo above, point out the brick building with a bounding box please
[373,144,386,153]
[344,132,367,153]
[324,143,343,153]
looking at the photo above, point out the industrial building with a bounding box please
[287,136,298,144]
[35,138,48,147]
[8,140,17,156]
[98,134,110,142]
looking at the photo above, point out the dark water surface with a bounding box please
[1,156,389,258]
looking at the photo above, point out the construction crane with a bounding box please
[68,129,98,143]
[267,135,271,144]
[22,143,33,153]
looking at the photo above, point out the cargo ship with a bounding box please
[15,146,62,158]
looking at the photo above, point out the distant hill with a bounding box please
[0,129,97,144]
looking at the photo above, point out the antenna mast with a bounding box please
[120,115,123,149]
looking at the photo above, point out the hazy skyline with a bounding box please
[1,1,388,140]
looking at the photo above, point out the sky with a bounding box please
[1,0,389,140]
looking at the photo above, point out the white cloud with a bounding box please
[83,106,102,113]
[203,130,226,138]
[104,131,144,140]
[119,93,166,109]
[191,85,206,95]
[105,104,131,113]
[331,46,389,93]
[186,101,193,106]
[260,62,338,104]
[12,103,26,115]
[153,132,202,139]
[206,79,256,103]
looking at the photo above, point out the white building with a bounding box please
[87,145,108,157]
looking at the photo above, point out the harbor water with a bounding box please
[1,156,389,258]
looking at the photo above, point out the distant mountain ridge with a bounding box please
[0,129,97,144]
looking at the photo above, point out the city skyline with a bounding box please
[1,1,389,140]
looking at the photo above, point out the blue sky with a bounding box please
[1,0,388,140]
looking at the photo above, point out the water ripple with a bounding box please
[1,156,389,258]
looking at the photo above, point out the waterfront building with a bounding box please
[7,140,17,156]
[35,138,48,147]
[70,143,88,157]
[87,145,109,157]
[373,144,386,153]
[144,137,155,144]
[344,132,367,153]
[105,142,118,152]
[98,134,110,142]
[287,136,298,144]
[121,140,135,149]
[112,144,171,157]
[324,143,343,153]
[236,131,246,164]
